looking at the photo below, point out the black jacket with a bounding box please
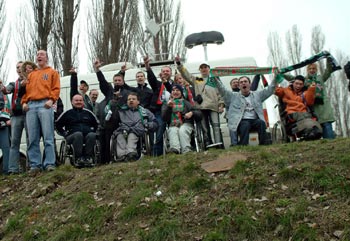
[136,83,153,109]
[96,70,137,107]
[146,68,170,113]
[56,107,99,137]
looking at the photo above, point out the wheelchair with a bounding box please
[109,130,152,163]
[163,120,205,154]
[58,137,100,168]
[272,97,321,143]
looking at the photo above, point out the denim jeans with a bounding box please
[152,111,166,156]
[238,119,267,145]
[229,129,238,146]
[26,100,55,170]
[0,126,10,174]
[321,122,335,139]
[8,115,26,173]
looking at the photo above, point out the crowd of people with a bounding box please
[1,49,349,175]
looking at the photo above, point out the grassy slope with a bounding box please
[1,138,350,241]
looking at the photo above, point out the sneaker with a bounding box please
[126,152,139,162]
[46,165,56,172]
[169,148,180,154]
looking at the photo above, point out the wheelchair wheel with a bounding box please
[194,122,205,152]
[58,141,67,165]
[142,132,152,155]
[110,135,117,163]
[93,139,101,165]
[272,121,288,144]
[163,130,170,154]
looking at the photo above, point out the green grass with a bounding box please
[1,138,350,240]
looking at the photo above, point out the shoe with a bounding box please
[182,147,193,154]
[114,155,126,162]
[169,148,180,154]
[8,171,19,175]
[126,152,139,162]
[74,157,86,167]
[85,157,94,166]
[46,165,56,172]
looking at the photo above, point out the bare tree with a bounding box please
[142,0,186,61]
[87,0,141,67]
[267,31,287,68]
[15,6,37,62]
[285,25,302,75]
[311,25,326,75]
[52,0,81,75]
[0,0,10,82]
[327,51,350,137]
[31,0,56,51]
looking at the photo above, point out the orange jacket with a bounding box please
[21,67,60,104]
[275,85,316,114]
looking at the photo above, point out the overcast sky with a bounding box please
[181,0,350,66]
[5,0,350,81]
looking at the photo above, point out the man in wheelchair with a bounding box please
[275,75,322,140]
[113,92,157,162]
[56,94,99,166]
[162,84,202,154]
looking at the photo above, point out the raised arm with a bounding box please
[321,57,333,82]
[144,56,161,91]
[175,56,195,86]
[211,77,233,106]
[69,67,79,100]
[94,59,113,98]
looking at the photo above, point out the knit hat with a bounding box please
[172,84,183,97]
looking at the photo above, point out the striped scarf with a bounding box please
[210,66,278,77]
[170,99,184,126]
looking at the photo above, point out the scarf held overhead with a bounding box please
[210,67,278,77]
[280,51,341,74]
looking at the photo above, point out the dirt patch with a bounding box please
[201,152,247,173]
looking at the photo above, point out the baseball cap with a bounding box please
[199,61,210,69]
[80,80,89,87]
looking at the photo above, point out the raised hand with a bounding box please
[93,59,103,72]
[143,55,150,69]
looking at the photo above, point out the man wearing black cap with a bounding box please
[69,68,93,111]
[161,84,201,154]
